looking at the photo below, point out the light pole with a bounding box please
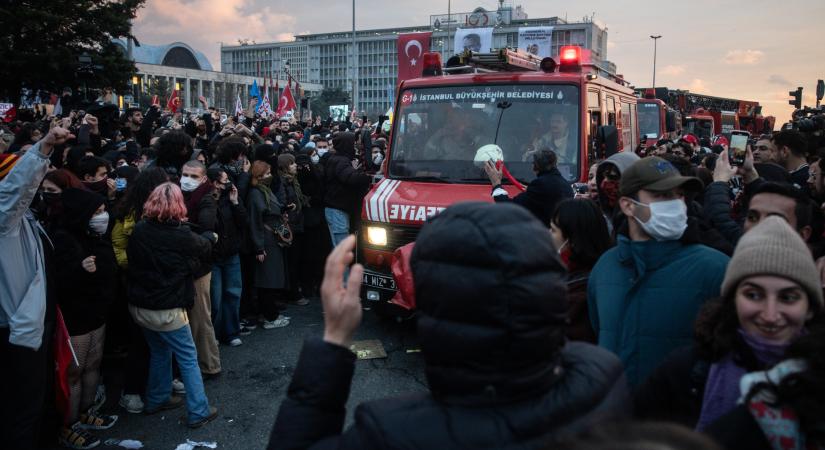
[650,35,662,89]
[352,0,358,117]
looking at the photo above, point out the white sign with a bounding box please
[518,27,554,58]
[454,28,493,54]
[0,103,12,118]
[329,104,349,122]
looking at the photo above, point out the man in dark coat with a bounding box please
[180,160,221,377]
[484,149,573,226]
[268,202,630,450]
[322,132,371,247]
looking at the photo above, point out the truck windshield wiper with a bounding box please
[396,175,453,183]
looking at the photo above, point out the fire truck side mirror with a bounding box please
[817,80,824,103]
[597,125,619,158]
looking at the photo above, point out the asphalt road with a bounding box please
[93,301,426,450]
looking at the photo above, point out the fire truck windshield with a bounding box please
[638,103,661,139]
[389,84,581,183]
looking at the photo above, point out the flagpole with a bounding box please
[352,0,358,118]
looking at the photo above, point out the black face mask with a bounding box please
[84,178,108,195]
[42,192,61,207]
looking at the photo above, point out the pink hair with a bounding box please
[142,182,188,222]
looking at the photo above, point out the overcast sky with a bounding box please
[133,0,825,122]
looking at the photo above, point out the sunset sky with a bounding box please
[133,0,825,125]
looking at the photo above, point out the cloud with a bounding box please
[133,0,296,70]
[688,78,710,94]
[724,49,765,65]
[660,65,685,76]
[767,74,791,85]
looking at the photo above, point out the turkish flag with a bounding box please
[54,307,73,424]
[276,81,296,118]
[397,32,432,85]
[167,90,180,113]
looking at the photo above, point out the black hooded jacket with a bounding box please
[322,132,371,215]
[52,188,117,336]
[268,203,630,450]
[127,219,213,310]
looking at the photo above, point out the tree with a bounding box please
[0,0,145,104]
[310,87,351,119]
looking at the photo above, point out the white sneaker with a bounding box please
[118,394,144,414]
[172,378,186,395]
[229,338,243,347]
[261,317,290,329]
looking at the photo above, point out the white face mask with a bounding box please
[311,154,320,164]
[89,212,109,234]
[630,198,688,241]
[372,153,384,165]
[180,176,202,192]
[317,148,329,157]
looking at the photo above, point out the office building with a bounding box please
[220,5,610,116]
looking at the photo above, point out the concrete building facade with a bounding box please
[220,5,610,116]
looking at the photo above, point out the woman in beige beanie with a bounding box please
[634,216,825,430]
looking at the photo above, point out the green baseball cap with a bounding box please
[619,156,704,196]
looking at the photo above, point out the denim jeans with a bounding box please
[142,325,211,424]
[325,207,349,248]
[210,254,242,342]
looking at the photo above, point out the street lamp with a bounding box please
[650,35,662,89]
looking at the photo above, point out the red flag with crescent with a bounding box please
[276,80,296,118]
[167,90,181,113]
[397,32,432,85]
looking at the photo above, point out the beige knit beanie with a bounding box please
[721,216,824,309]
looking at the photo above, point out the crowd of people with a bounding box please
[1,95,824,450]
[0,101,386,449]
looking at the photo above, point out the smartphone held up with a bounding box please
[728,130,750,166]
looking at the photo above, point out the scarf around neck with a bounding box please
[695,328,792,430]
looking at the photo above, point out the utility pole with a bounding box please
[352,0,358,117]
[650,35,662,89]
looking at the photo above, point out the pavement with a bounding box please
[92,300,426,450]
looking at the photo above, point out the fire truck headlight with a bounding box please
[366,226,388,246]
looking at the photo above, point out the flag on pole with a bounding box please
[276,79,297,118]
[250,80,261,112]
[234,92,244,117]
[258,77,273,117]
[167,90,180,113]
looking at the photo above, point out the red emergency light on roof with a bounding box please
[422,52,443,77]
[558,46,582,72]
[644,89,656,99]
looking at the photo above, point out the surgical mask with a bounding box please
[317,148,328,157]
[89,212,109,234]
[180,176,201,192]
[311,154,320,164]
[372,153,384,165]
[630,198,688,241]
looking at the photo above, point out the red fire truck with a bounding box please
[637,87,775,139]
[359,46,639,312]
[636,89,682,146]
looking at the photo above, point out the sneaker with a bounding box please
[261,317,290,329]
[118,394,144,414]
[88,384,106,414]
[172,378,186,395]
[187,406,219,429]
[240,319,257,330]
[239,326,253,336]
[229,337,243,347]
[60,425,100,449]
[76,412,118,430]
[291,297,310,306]
[144,395,184,415]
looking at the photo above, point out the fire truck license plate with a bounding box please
[363,271,397,290]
